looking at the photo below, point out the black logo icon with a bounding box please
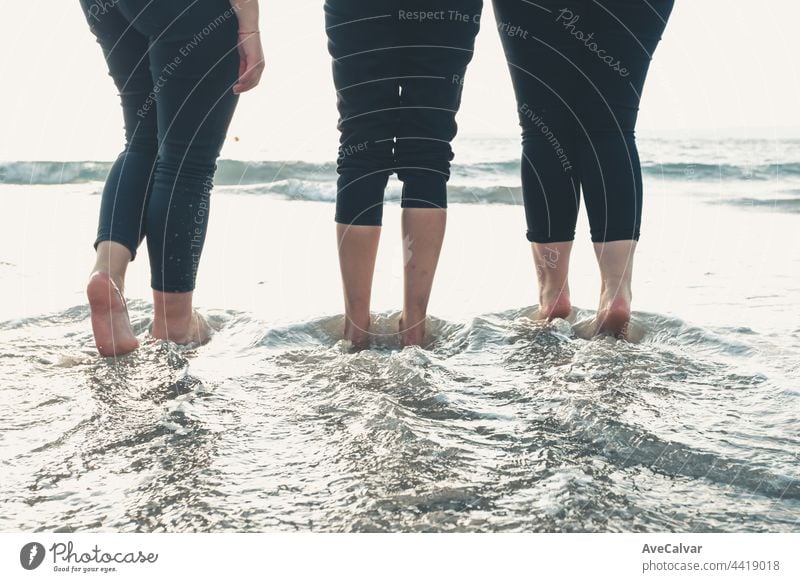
[20,542,46,570]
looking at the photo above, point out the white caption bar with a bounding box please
[1,533,797,581]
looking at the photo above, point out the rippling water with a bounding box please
[1,304,797,533]
[2,136,800,532]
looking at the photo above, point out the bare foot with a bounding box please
[151,310,212,346]
[592,239,637,340]
[399,312,426,347]
[533,290,572,321]
[595,295,631,339]
[86,271,139,357]
[344,316,371,350]
[187,311,212,345]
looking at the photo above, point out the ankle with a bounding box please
[151,298,195,338]
[401,304,427,325]
[539,283,569,303]
[400,313,426,346]
[344,311,370,337]
[89,270,125,295]
[600,280,631,302]
[151,313,194,341]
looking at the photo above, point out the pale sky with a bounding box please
[1,1,799,161]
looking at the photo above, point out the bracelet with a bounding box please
[238,30,260,34]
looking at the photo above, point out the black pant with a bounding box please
[325,0,483,226]
[493,0,673,242]
[79,0,240,292]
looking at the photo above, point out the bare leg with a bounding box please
[337,223,381,348]
[150,290,211,345]
[400,208,446,347]
[593,239,635,339]
[87,241,140,356]
[531,241,573,320]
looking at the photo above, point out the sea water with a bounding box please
[0,137,798,532]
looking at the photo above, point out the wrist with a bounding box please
[229,0,259,29]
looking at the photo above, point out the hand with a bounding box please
[233,31,265,94]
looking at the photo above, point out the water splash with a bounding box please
[0,305,797,532]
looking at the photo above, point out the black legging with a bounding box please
[79,0,240,292]
[325,0,483,226]
[493,0,673,243]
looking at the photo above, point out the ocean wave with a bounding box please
[0,161,112,185]
[228,179,523,205]
[6,159,800,187]
[715,196,800,212]
[641,162,800,181]
[0,160,339,186]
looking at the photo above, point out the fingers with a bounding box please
[233,37,265,94]
[233,62,264,93]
